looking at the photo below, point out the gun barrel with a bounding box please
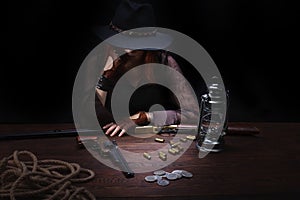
[106,140,134,178]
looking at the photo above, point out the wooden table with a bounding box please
[0,123,299,199]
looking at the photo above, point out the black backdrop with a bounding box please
[3,0,300,123]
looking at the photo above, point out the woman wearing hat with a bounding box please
[93,0,200,137]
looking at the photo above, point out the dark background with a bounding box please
[3,0,300,123]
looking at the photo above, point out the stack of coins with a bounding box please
[144,169,193,186]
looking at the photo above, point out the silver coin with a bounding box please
[166,173,178,180]
[181,170,193,178]
[153,170,166,176]
[176,173,182,179]
[171,171,183,179]
[144,175,157,182]
[172,170,183,174]
[155,175,163,181]
[157,179,170,186]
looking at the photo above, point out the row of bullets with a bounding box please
[143,135,196,161]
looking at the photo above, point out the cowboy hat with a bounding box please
[93,0,172,50]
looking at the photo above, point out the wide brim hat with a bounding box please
[94,0,172,50]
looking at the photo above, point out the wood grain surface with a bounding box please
[0,123,299,199]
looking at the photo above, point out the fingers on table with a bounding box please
[105,124,117,135]
[104,123,127,137]
[103,122,114,129]
[118,129,126,137]
[110,126,121,137]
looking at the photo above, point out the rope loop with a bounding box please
[0,150,96,200]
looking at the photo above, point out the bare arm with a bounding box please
[150,54,199,126]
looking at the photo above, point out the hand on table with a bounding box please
[103,111,150,137]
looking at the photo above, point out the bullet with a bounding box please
[143,152,151,160]
[168,148,177,155]
[155,138,165,143]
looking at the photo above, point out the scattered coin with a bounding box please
[181,170,193,178]
[166,173,178,180]
[153,170,166,176]
[171,170,183,179]
[175,173,182,179]
[155,175,163,181]
[157,179,169,186]
[144,169,193,186]
[172,170,183,174]
[144,175,157,182]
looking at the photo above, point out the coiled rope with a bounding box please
[0,150,96,200]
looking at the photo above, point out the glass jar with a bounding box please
[196,77,229,153]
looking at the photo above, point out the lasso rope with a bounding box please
[0,150,96,200]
